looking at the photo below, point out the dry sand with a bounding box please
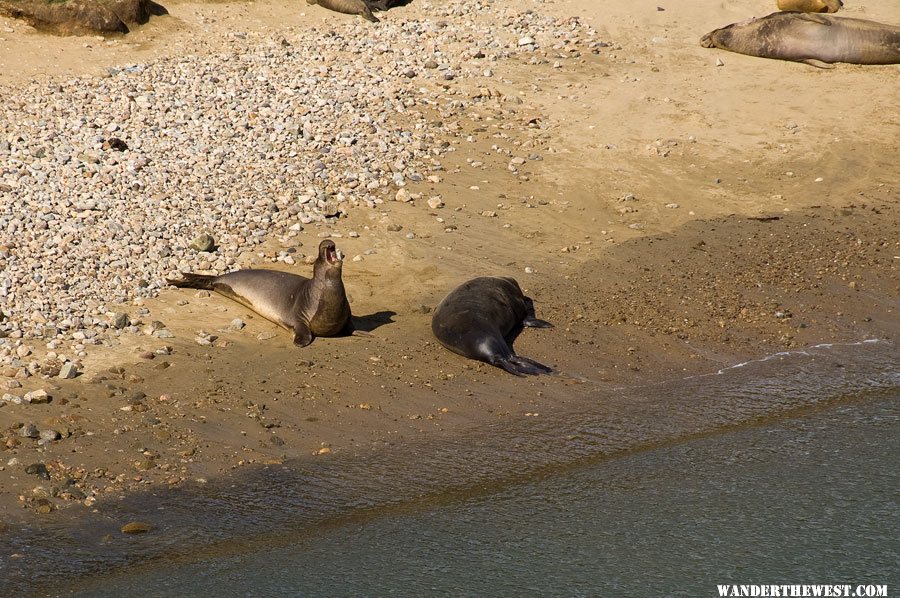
[0,0,898,522]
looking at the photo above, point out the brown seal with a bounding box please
[306,0,379,23]
[701,12,900,67]
[166,240,353,347]
[431,277,553,376]
[777,0,842,13]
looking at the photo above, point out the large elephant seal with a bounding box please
[777,0,842,13]
[701,12,900,67]
[431,277,553,376]
[306,0,379,23]
[166,240,352,347]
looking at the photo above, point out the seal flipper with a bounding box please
[293,322,313,347]
[796,12,832,25]
[497,355,553,376]
[801,58,835,68]
[524,317,553,328]
[166,272,216,290]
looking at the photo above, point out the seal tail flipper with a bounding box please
[497,355,553,376]
[524,317,553,328]
[801,58,835,69]
[512,355,554,375]
[166,272,216,289]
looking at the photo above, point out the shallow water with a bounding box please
[3,341,898,595]
[79,393,899,597]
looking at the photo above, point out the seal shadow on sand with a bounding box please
[347,310,397,334]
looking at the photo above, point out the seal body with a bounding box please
[777,0,842,13]
[701,12,900,66]
[167,240,351,347]
[306,0,379,23]
[431,277,553,376]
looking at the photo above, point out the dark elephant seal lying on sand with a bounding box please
[701,12,900,67]
[431,277,554,376]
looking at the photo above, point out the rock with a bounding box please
[59,363,79,379]
[20,424,40,438]
[113,312,130,329]
[229,318,245,330]
[25,463,50,479]
[395,189,412,202]
[386,224,403,232]
[189,234,216,252]
[1,393,22,404]
[427,197,444,209]
[121,521,153,534]
[24,389,51,404]
[39,429,61,442]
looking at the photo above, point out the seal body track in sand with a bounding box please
[431,276,554,376]
[701,12,900,66]
[306,0,379,23]
[167,240,351,347]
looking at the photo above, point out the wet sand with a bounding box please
[0,0,898,528]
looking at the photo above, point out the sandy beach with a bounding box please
[0,0,898,530]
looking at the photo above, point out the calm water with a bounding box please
[3,341,898,595]
[75,394,899,597]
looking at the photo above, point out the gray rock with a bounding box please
[20,423,40,438]
[39,429,61,442]
[189,233,216,252]
[59,363,79,379]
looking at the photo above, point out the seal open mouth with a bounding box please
[325,246,343,264]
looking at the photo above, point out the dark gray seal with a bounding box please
[306,0,379,23]
[431,276,553,376]
[166,240,352,347]
[701,12,900,67]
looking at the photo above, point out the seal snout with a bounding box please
[318,239,343,265]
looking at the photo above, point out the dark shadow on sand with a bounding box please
[351,310,396,333]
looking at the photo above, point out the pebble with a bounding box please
[2,393,22,404]
[25,462,50,479]
[189,233,216,252]
[39,429,61,443]
[427,197,444,209]
[59,362,79,379]
[24,389,51,404]
[121,521,153,534]
[20,424,40,438]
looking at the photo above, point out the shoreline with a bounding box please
[4,339,898,593]
[1,0,898,542]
